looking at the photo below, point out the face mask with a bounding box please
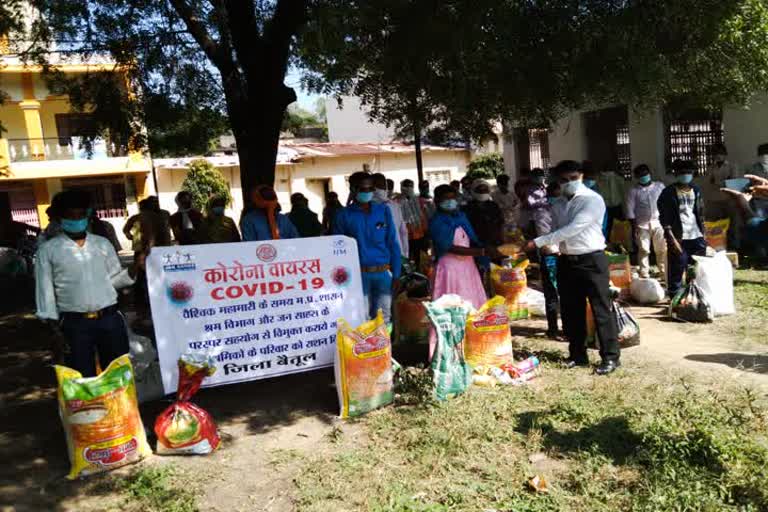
[561,180,583,197]
[373,189,388,203]
[583,179,597,189]
[61,218,89,235]
[715,155,726,165]
[677,174,693,185]
[472,192,491,202]
[211,206,225,215]
[760,155,768,166]
[638,174,652,185]
[532,176,545,185]
[547,197,560,205]
[439,199,458,212]
[356,191,374,204]
[401,186,415,197]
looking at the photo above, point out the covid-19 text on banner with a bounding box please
[147,236,366,393]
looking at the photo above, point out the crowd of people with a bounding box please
[8,141,767,379]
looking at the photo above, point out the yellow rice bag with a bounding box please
[490,259,530,320]
[56,355,151,479]
[705,218,730,252]
[465,296,513,368]
[335,310,394,419]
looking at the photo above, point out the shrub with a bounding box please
[465,152,505,181]
[180,159,232,211]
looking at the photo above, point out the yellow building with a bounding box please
[0,51,153,246]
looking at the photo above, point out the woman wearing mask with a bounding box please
[201,195,241,244]
[657,160,708,297]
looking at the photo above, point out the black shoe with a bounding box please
[563,358,589,369]
[595,360,621,376]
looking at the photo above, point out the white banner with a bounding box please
[147,236,365,393]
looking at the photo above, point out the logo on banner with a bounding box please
[256,244,277,262]
[333,238,347,256]
[162,251,196,272]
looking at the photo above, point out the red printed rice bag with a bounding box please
[465,296,513,368]
[155,354,220,455]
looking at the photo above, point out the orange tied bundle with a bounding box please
[155,354,220,455]
[465,296,513,368]
[56,355,151,479]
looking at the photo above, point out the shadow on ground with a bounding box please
[685,353,768,374]
[0,310,338,512]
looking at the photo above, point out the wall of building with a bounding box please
[723,94,768,170]
[325,96,396,143]
[628,108,667,178]
[547,112,588,165]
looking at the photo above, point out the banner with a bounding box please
[147,236,366,393]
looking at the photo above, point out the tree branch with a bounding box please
[263,0,308,79]
[222,0,262,70]
[168,0,230,73]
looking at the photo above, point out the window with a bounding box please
[62,178,128,219]
[665,109,723,176]
[426,170,451,186]
[55,114,98,143]
[585,106,632,178]
[514,128,551,172]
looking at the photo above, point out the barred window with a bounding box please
[665,110,723,176]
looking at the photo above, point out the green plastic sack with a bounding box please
[425,295,473,401]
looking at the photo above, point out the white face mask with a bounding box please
[561,180,583,197]
[373,189,388,203]
[473,192,491,202]
[760,155,768,166]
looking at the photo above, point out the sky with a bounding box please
[284,67,323,113]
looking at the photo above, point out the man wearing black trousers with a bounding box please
[524,160,621,375]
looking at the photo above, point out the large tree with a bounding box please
[300,0,768,157]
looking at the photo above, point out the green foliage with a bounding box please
[466,153,505,180]
[180,159,232,211]
[282,105,322,135]
[121,465,198,512]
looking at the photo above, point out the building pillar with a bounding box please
[501,124,520,181]
[33,180,50,228]
[629,108,667,179]
[0,138,9,174]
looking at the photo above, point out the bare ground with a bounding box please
[1,291,767,512]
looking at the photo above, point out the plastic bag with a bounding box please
[587,302,640,348]
[155,354,220,455]
[56,355,151,479]
[693,252,735,316]
[669,276,714,323]
[630,278,665,305]
[522,288,546,317]
[607,253,632,299]
[335,311,394,418]
[490,258,530,320]
[128,328,164,403]
[465,296,513,368]
[609,220,634,252]
[704,219,730,252]
[393,294,431,345]
[425,295,473,401]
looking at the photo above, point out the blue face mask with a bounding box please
[356,191,374,204]
[61,218,89,234]
[583,179,597,189]
[439,199,458,212]
[677,174,693,185]
[638,174,652,185]
[211,206,225,215]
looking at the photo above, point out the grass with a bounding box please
[119,465,199,512]
[716,269,768,348]
[293,350,768,512]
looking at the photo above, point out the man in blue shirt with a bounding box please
[240,185,299,241]
[333,172,402,323]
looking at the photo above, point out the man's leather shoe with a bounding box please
[595,360,621,375]
[563,359,589,369]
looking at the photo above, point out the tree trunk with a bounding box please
[414,124,424,184]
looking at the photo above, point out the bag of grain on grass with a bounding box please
[465,296,513,368]
[56,355,151,479]
[490,257,530,320]
[425,295,474,401]
[335,310,394,418]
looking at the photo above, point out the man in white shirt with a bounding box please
[36,190,139,377]
[524,160,620,376]
[695,143,742,248]
[625,165,667,282]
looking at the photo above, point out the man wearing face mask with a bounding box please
[492,174,522,233]
[696,143,741,248]
[35,190,139,376]
[333,172,402,323]
[625,165,667,282]
[398,179,428,263]
[418,180,436,220]
[371,174,408,257]
[657,160,708,297]
[169,191,203,245]
[518,168,549,238]
[523,160,621,376]
[748,143,768,218]
[595,165,628,238]
[240,185,299,241]
[200,195,241,243]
